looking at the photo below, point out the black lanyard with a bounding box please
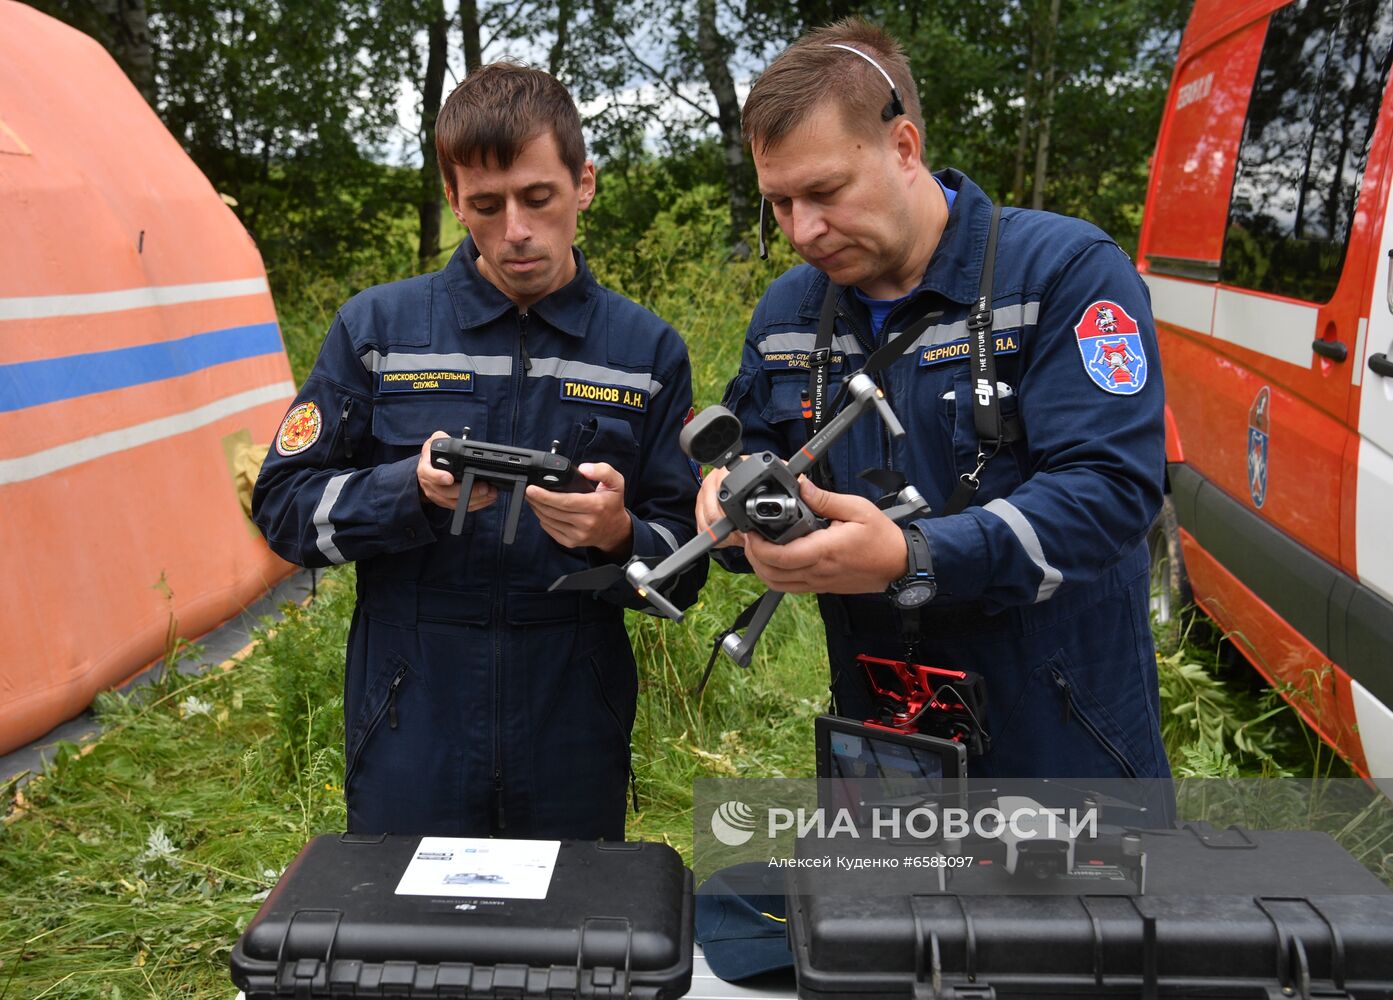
[943,203,1004,516]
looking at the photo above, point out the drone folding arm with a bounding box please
[881,485,931,523]
[548,516,738,621]
[786,372,905,479]
[622,516,736,621]
[717,590,785,669]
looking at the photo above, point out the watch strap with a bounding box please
[903,526,933,582]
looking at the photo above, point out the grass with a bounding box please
[0,577,360,999]
[4,204,1391,997]
[6,573,1390,999]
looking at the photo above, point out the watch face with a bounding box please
[894,582,936,608]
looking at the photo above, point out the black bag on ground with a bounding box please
[231,834,692,999]
[787,824,1393,999]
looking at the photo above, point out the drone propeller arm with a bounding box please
[638,516,736,590]
[881,486,931,523]
[786,373,904,479]
[548,517,734,622]
[719,589,786,668]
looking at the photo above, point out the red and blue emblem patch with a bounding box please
[1073,300,1147,396]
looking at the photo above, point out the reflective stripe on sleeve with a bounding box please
[313,472,353,565]
[982,498,1063,602]
[649,521,680,554]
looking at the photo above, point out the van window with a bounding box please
[1144,21,1268,276]
[1222,0,1393,304]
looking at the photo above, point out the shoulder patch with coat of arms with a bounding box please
[1073,300,1148,396]
[275,401,323,456]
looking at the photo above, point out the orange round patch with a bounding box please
[276,401,323,456]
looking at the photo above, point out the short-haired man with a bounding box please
[254,63,706,839]
[699,20,1171,785]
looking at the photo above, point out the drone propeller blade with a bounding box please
[860,467,907,500]
[547,564,626,593]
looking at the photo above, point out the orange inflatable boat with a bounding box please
[0,2,296,755]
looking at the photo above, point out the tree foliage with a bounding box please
[876,0,1190,252]
[26,0,1188,274]
[153,0,420,271]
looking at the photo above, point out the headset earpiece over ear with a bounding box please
[826,43,905,123]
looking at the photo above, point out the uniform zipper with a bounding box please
[519,311,533,372]
[1055,670,1072,726]
[488,310,529,833]
[589,658,639,818]
[339,399,355,460]
[345,662,408,781]
[387,671,402,729]
[1051,667,1137,778]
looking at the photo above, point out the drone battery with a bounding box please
[787,824,1393,999]
[231,835,693,999]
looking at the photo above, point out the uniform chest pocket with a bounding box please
[943,370,1028,500]
[760,376,808,428]
[567,414,639,482]
[371,397,492,460]
[760,375,864,487]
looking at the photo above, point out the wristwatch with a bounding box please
[888,527,937,609]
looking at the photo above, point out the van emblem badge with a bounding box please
[1248,386,1270,509]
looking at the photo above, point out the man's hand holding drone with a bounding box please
[697,468,910,594]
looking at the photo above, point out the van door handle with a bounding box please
[1312,339,1348,362]
[1370,352,1393,377]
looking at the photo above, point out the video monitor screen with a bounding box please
[828,728,944,783]
[816,715,967,821]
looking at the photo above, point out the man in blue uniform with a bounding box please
[254,64,705,839]
[698,20,1171,786]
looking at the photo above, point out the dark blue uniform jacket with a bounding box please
[718,171,1171,786]
[253,238,705,839]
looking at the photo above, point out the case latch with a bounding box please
[909,894,983,999]
[275,908,343,995]
[1254,897,1350,1000]
[575,915,634,998]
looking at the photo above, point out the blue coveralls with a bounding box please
[252,238,706,839]
[718,171,1171,785]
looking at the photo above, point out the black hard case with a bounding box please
[231,835,693,999]
[787,826,1393,999]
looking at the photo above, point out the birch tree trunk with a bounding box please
[696,0,752,254]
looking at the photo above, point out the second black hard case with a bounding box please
[787,824,1393,999]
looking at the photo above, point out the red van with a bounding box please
[1140,0,1393,779]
